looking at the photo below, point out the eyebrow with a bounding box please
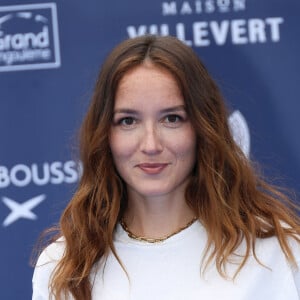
[113,105,186,114]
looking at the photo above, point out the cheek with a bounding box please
[170,129,196,162]
[109,132,138,160]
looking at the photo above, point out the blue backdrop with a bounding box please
[0,0,299,298]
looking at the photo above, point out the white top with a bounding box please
[32,221,300,299]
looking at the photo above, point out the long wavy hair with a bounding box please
[45,35,300,299]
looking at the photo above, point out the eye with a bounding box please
[116,116,137,128]
[121,117,135,125]
[162,114,186,128]
[165,115,181,123]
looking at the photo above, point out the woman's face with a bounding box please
[109,63,196,199]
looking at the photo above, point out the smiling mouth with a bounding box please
[137,163,169,175]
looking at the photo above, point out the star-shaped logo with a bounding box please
[2,194,46,227]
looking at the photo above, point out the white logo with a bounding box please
[127,0,284,46]
[127,17,284,46]
[228,110,250,158]
[0,160,81,227]
[2,194,45,227]
[0,3,60,72]
[162,0,247,16]
[0,160,82,188]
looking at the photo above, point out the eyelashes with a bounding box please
[116,117,137,127]
[164,114,183,124]
[113,114,186,129]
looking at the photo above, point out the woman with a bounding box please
[32,35,300,300]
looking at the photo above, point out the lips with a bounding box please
[137,163,169,175]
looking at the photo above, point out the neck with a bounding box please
[123,191,196,239]
[120,217,197,243]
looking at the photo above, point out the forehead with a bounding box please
[115,63,184,109]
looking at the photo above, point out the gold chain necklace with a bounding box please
[120,217,197,243]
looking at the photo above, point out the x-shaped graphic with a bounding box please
[2,194,46,227]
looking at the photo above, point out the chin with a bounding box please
[133,185,176,198]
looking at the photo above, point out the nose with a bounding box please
[140,124,163,155]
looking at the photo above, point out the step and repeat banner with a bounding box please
[0,0,299,298]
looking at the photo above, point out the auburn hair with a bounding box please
[43,35,300,299]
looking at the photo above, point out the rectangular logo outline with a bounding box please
[0,2,61,72]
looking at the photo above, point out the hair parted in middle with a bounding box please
[50,35,300,300]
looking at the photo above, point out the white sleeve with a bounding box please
[32,239,65,300]
[293,266,300,298]
[289,237,300,298]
